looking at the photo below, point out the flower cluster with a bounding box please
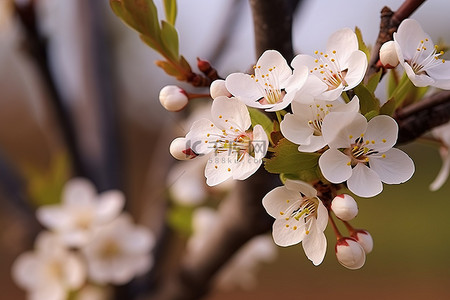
[165,19,450,270]
[12,178,155,300]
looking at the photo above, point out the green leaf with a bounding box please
[264,138,320,178]
[167,205,194,236]
[387,68,399,98]
[353,84,380,115]
[248,108,273,142]
[179,55,193,73]
[355,26,370,61]
[364,110,379,121]
[163,0,177,25]
[155,60,184,80]
[379,99,396,116]
[366,69,382,94]
[122,0,160,38]
[160,20,179,60]
[24,152,70,206]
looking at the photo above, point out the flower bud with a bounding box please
[169,137,198,160]
[210,79,231,99]
[379,41,399,68]
[159,85,189,112]
[351,229,373,254]
[335,237,366,270]
[331,194,358,221]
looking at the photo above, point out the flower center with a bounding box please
[344,135,380,166]
[408,39,445,75]
[207,127,254,162]
[280,197,320,235]
[310,50,348,90]
[99,239,121,259]
[251,65,285,104]
[307,103,333,135]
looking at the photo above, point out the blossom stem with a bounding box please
[342,91,351,104]
[329,214,343,240]
[275,111,283,124]
[342,220,356,235]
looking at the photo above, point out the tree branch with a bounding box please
[396,91,450,144]
[365,0,426,81]
[249,0,300,60]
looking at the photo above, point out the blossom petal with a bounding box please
[272,218,307,247]
[204,152,234,186]
[280,113,313,145]
[369,148,415,184]
[302,222,327,266]
[36,206,71,231]
[284,179,317,198]
[251,124,269,160]
[430,148,450,191]
[326,28,358,63]
[297,136,327,153]
[347,163,383,198]
[257,50,293,83]
[318,149,352,183]
[211,96,251,131]
[403,62,435,87]
[394,19,431,61]
[95,191,125,224]
[262,186,301,218]
[316,201,328,232]
[225,73,263,106]
[427,62,450,89]
[232,153,262,181]
[332,95,360,113]
[63,178,96,205]
[364,115,398,152]
[342,51,367,90]
[321,112,367,149]
[186,118,221,154]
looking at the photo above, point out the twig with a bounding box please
[396,90,450,144]
[365,0,426,81]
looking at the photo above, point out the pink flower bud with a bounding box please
[169,137,197,160]
[351,229,373,254]
[379,41,399,68]
[331,194,358,221]
[210,80,231,99]
[335,237,366,270]
[159,85,189,112]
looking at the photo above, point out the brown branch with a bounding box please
[365,0,426,81]
[396,91,450,144]
[249,0,300,60]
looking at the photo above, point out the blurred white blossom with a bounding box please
[37,178,125,247]
[81,213,155,285]
[12,231,86,300]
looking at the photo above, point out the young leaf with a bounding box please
[164,0,177,25]
[122,0,160,38]
[353,84,380,115]
[366,70,382,94]
[379,98,396,116]
[355,26,370,61]
[264,138,320,175]
[161,21,179,61]
[155,60,185,80]
[248,108,273,141]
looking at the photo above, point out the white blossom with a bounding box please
[281,95,359,152]
[37,178,124,247]
[185,96,268,186]
[394,19,450,89]
[319,112,415,198]
[12,232,86,300]
[291,28,367,101]
[159,85,189,111]
[262,180,328,266]
[81,213,154,285]
[331,194,358,221]
[225,50,308,111]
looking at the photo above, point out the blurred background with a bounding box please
[0,0,449,299]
